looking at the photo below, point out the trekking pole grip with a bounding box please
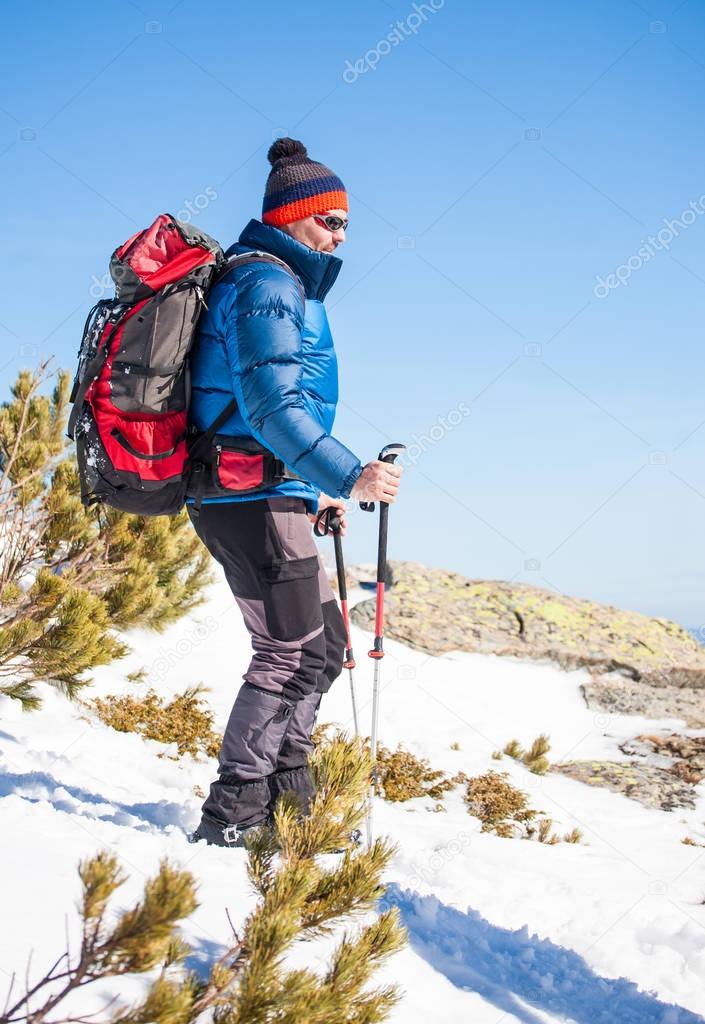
[358,441,405,515]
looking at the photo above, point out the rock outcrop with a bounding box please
[336,561,705,811]
[344,561,705,695]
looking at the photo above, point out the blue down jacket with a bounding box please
[188,218,363,514]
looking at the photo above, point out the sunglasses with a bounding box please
[313,213,349,232]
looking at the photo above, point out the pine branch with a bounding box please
[0,361,48,492]
[2,737,406,1024]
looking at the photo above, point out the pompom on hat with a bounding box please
[262,137,348,227]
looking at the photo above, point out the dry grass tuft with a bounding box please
[89,685,221,760]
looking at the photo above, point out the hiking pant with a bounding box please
[187,497,346,830]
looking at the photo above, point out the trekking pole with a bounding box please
[314,506,360,736]
[358,442,406,847]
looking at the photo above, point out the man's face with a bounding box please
[280,208,348,253]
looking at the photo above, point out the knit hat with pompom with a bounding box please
[262,137,348,227]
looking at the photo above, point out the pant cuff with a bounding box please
[202,777,270,829]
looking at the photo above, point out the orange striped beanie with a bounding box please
[262,137,348,227]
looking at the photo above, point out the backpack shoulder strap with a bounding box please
[189,397,238,462]
[192,250,305,455]
[214,250,306,305]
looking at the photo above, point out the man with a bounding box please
[186,137,402,847]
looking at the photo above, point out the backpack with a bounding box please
[68,213,305,516]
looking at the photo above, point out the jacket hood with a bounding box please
[230,219,343,302]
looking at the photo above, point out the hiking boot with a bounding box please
[187,812,269,849]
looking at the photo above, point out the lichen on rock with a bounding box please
[343,561,705,692]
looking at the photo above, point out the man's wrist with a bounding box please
[339,463,363,500]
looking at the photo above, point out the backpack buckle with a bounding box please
[222,824,241,845]
[272,457,301,483]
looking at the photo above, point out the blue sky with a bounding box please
[1,0,704,628]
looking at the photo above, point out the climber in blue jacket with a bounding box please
[187,137,402,847]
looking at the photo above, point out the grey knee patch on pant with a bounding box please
[234,595,327,702]
[219,682,295,779]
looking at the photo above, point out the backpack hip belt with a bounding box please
[186,432,305,516]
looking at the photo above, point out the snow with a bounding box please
[1,565,705,1022]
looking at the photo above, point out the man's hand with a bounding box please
[350,460,403,504]
[308,493,348,536]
